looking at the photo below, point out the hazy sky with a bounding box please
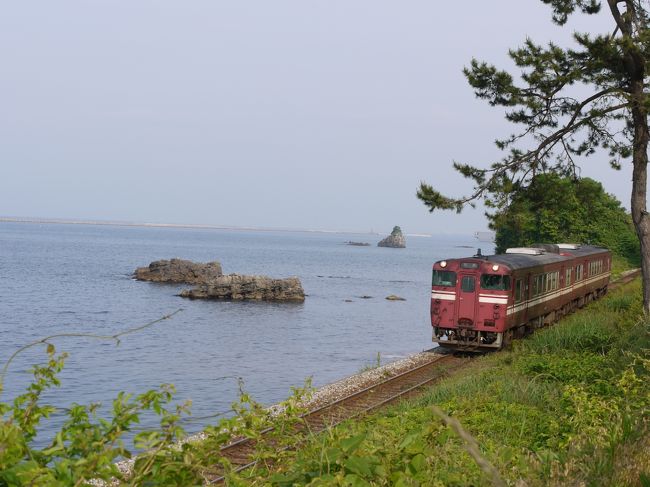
[0,1,632,234]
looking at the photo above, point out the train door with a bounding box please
[456,274,477,325]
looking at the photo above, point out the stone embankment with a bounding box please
[134,259,222,284]
[378,226,406,248]
[180,274,305,301]
[134,259,305,302]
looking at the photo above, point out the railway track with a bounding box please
[609,268,641,291]
[206,352,467,483]
[205,270,641,482]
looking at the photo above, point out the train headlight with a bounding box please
[440,261,447,268]
[492,264,499,271]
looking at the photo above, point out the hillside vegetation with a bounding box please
[253,280,650,486]
[489,174,640,270]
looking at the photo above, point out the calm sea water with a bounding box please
[0,222,485,442]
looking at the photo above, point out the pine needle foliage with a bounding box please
[417,0,650,311]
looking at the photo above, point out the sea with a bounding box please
[0,222,486,444]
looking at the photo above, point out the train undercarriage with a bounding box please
[433,328,503,350]
[433,286,608,351]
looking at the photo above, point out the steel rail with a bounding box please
[203,270,642,483]
[608,268,641,291]
[205,353,466,483]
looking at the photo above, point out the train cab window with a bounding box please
[461,276,475,292]
[480,274,510,291]
[432,270,457,287]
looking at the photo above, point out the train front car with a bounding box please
[431,256,511,350]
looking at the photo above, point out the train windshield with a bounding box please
[432,270,457,287]
[480,274,511,291]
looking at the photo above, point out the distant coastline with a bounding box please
[0,216,435,238]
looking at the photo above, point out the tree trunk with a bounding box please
[607,0,650,313]
[629,78,650,314]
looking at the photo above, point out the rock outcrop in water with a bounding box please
[385,294,406,301]
[134,259,223,284]
[377,226,406,248]
[135,259,305,301]
[179,274,305,302]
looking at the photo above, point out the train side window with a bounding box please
[549,272,555,291]
[461,276,475,292]
[533,275,541,296]
[566,268,572,286]
[432,270,457,287]
[515,279,522,302]
[550,272,556,290]
[543,274,548,293]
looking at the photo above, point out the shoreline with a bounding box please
[107,347,443,483]
[0,216,443,238]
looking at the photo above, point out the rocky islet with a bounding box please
[134,259,305,301]
[134,258,223,284]
[377,226,406,248]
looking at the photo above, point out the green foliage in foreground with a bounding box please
[260,281,650,486]
[1,281,649,486]
[489,174,640,268]
[0,348,313,486]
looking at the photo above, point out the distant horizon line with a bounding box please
[0,215,469,238]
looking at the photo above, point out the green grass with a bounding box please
[611,253,639,279]
[251,280,650,486]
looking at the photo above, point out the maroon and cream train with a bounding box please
[430,243,611,350]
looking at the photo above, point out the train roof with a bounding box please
[482,245,609,270]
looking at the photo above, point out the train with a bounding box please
[430,243,611,350]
